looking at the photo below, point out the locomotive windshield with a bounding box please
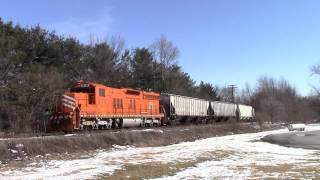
[70,84,95,94]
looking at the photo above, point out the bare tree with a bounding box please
[310,64,320,95]
[243,76,320,123]
[151,35,179,69]
[258,96,286,123]
[108,35,125,58]
[150,35,179,85]
[239,83,252,104]
[311,64,320,75]
[218,86,233,102]
[0,56,15,88]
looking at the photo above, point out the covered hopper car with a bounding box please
[211,101,237,121]
[238,104,255,120]
[160,93,212,125]
[160,93,255,124]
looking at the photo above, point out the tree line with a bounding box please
[239,77,320,124]
[0,19,219,133]
[0,18,319,133]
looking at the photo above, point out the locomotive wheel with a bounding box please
[113,118,123,129]
[118,118,123,129]
[111,119,116,129]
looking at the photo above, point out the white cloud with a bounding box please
[46,7,113,44]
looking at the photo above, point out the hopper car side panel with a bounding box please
[238,104,255,120]
[211,101,237,118]
[166,94,209,117]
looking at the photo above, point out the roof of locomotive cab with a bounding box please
[77,81,160,96]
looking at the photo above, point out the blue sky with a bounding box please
[1,0,320,95]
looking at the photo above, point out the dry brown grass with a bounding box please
[99,150,235,179]
[249,164,320,179]
[101,162,196,179]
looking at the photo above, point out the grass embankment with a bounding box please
[0,122,263,163]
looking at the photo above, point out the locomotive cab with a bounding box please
[70,82,96,104]
[49,81,94,132]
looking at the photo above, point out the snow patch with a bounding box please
[305,125,320,131]
[131,129,163,133]
[64,134,76,137]
[1,125,319,179]
[10,150,18,154]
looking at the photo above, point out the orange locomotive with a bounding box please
[49,81,164,132]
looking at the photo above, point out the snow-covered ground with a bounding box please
[1,126,320,180]
[130,128,164,133]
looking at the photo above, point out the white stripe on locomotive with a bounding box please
[62,95,75,102]
[62,102,76,110]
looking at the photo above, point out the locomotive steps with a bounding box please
[0,122,273,164]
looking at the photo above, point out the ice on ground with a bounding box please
[15,144,23,148]
[305,123,320,131]
[63,134,76,137]
[1,125,320,179]
[10,149,18,154]
[131,128,164,133]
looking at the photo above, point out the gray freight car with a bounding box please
[238,104,255,120]
[210,102,255,121]
[211,101,238,121]
[160,93,211,125]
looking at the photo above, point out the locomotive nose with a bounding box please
[61,94,77,112]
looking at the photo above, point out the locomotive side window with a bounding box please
[99,88,105,97]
